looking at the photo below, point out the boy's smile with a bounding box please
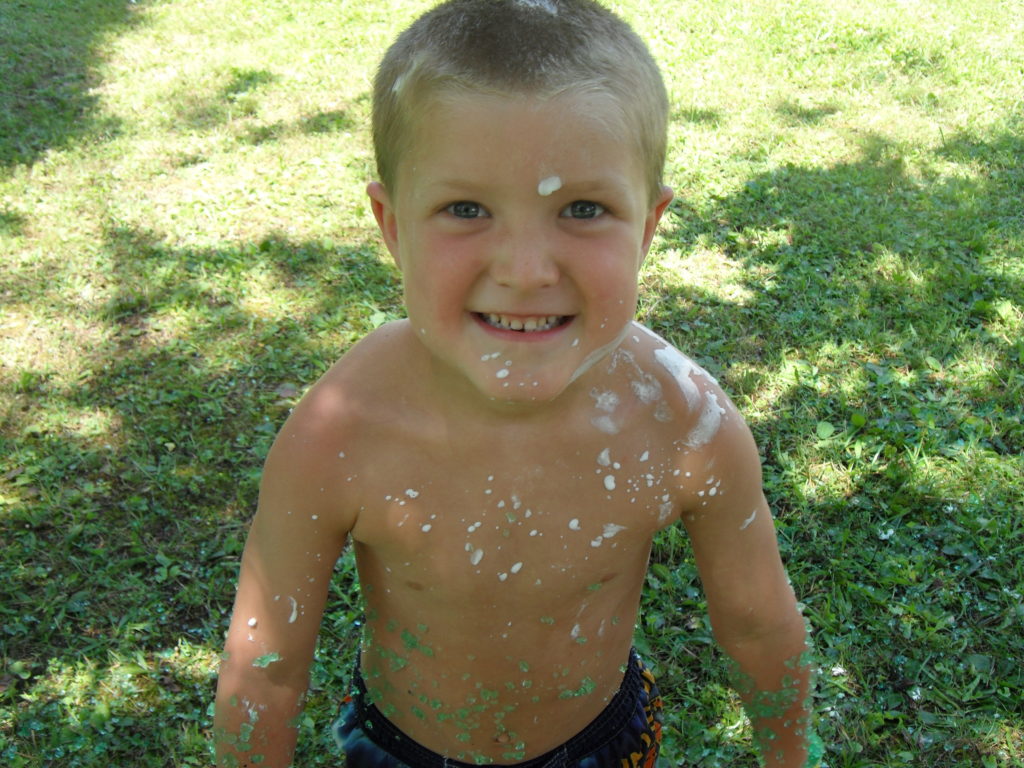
[368,92,672,408]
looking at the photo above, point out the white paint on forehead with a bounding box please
[537,175,562,196]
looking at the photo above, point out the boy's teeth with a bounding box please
[484,313,564,332]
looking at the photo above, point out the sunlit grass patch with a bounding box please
[1,0,1022,765]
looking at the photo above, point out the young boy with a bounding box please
[214,1,821,766]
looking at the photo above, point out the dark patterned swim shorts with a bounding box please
[333,649,663,768]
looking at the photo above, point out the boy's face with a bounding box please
[369,92,672,407]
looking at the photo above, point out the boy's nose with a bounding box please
[489,226,560,291]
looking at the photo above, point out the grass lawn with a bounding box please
[1,0,1022,765]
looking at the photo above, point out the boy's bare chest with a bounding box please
[346,424,681,601]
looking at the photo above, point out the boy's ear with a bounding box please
[367,181,401,268]
[640,185,674,261]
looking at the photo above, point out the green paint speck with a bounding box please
[558,676,597,699]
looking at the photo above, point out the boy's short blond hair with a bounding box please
[373,0,668,202]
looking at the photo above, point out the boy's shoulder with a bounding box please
[614,322,733,427]
[294,319,423,423]
[612,322,754,467]
[257,321,430,525]
[268,321,427,465]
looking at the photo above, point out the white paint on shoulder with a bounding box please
[653,346,701,410]
[590,389,619,413]
[590,415,619,434]
[685,391,726,448]
[602,523,626,538]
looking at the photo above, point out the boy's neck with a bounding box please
[411,326,606,427]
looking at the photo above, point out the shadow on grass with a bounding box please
[0,0,143,169]
[651,122,1022,451]
[644,120,1023,764]
[0,226,399,764]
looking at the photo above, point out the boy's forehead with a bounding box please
[401,90,639,176]
[428,90,626,134]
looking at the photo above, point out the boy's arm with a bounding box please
[677,401,821,768]
[214,401,354,768]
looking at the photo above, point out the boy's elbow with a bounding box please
[709,598,805,649]
[217,646,310,704]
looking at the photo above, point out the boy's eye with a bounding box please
[561,200,606,219]
[446,201,488,219]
